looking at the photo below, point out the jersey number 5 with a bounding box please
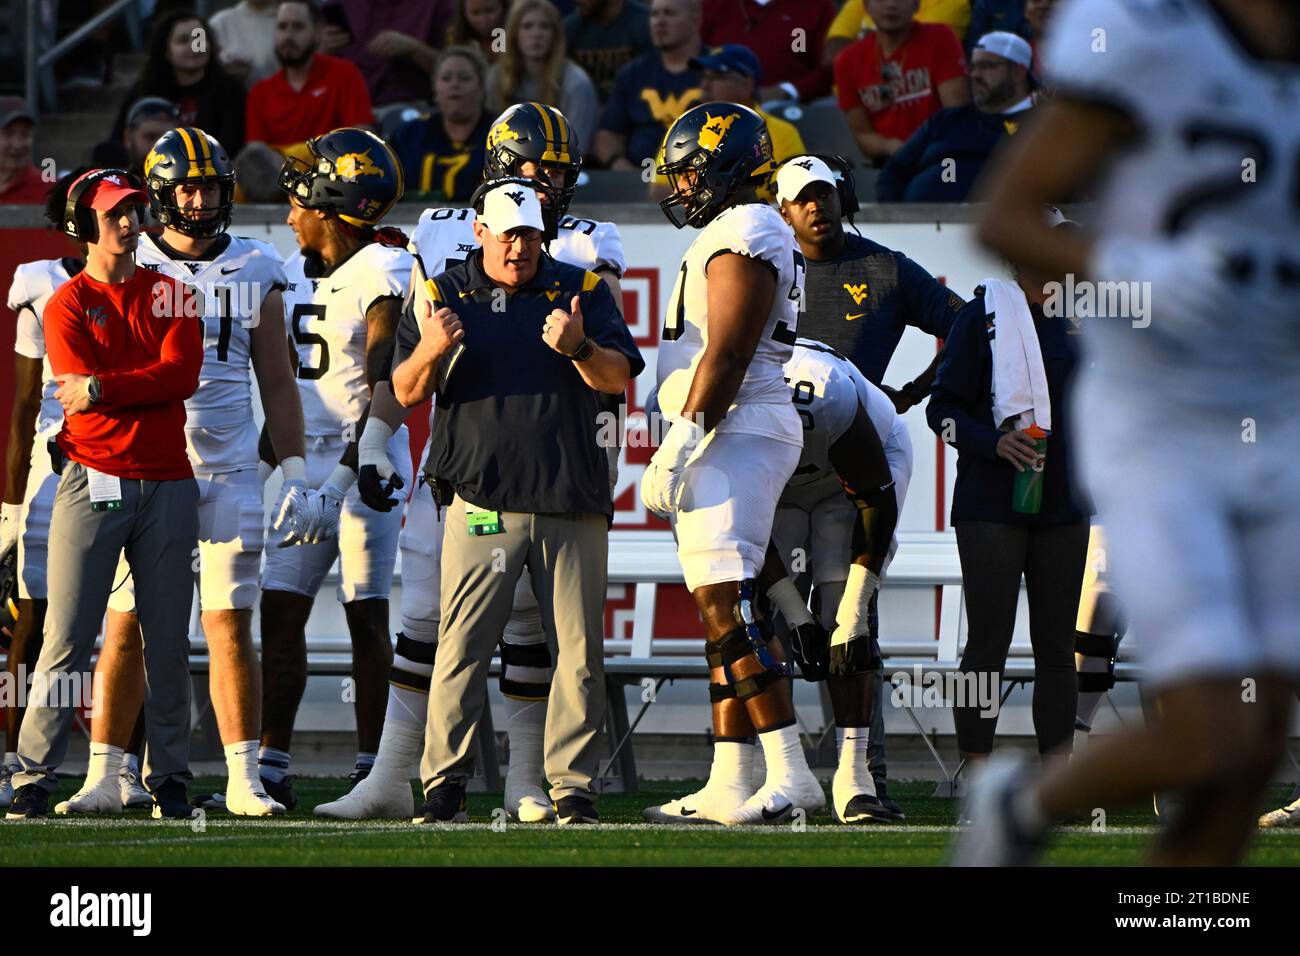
[291,303,330,380]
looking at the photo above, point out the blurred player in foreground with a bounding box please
[953,0,1300,865]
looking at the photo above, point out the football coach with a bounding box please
[6,169,202,820]
[391,177,643,825]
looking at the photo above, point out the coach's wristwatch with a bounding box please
[567,337,595,362]
[86,375,102,405]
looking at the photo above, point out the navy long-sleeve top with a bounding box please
[926,288,1093,525]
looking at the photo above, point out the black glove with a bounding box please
[357,463,405,512]
[789,621,831,682]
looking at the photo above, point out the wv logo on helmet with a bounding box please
[334,150,385,183]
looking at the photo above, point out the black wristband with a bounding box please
[568,337,595,362]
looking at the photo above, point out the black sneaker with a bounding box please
[151,780,198,820]
[414,782,468,824]
[872,777,907,821]
[835,793,893,824]
[347,767,370,791]
[554,795,599,825]
[260,774,298,811]
[6,783,49,819]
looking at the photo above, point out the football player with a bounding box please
[775,153,954,815]
[314,102,629,822]
[257,127,414,810]
[51,128,306,817]
[640,102,823,825]
[644,337,910,825]
[953,0,1300,865]
[767,339,911,824]
[1,170,90,809]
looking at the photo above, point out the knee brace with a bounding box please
[706,580,792,700]
[499,639,553,701]
[1075,631,1120,693]
[390,631,437,693]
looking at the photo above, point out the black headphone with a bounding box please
[816,154,860,218]
[63,168,146,242]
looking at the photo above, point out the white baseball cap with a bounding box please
[478,179,545,236]
[775,155,838,205]
[972,31,1033,70]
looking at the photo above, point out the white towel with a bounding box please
[982,277,1052,432]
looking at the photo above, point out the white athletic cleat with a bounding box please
[0,763,15,809]
[55,782,123,816]
[1258,794,1300,829]
[642,784,751,825]
[950,754,1046,866]
[505,781,556,823]
[226,785,287,817]
[314,775,414,820]
[118,764,152,809]
[718,771,825,826]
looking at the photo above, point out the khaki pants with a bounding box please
[14,462,199,793]
[420,495,608,802]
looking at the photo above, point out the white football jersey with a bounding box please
[135,232,287,471]
[1046,0,1300,396]
[781,339,902,497]
[7,258,76,441]
[656,202,804,445]
[283,241,413,437]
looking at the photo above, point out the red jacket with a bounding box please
[43,266,203,480]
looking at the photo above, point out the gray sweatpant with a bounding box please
[14,461,199,794]
[421,495,609,802]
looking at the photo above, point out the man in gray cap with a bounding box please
[877,31,1036,202]
[0,98,46,205]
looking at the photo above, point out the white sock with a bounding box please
[707,740,754,795]
[757,724,806,783]
[832,726,876,799]
[258,746,291,783]
[766,577,815,628]
[505,697,546,788]
[368,719,424,782]
[84,743,124,790]
[385,683,429,734]
[225,740,261,793]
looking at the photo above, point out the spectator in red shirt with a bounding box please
[5,169,204,820]
[245,0,376,152]
[328,0,453,107]
[700,0,836,102]
[0,98,48,206]
[835,0,970,163]
[110,9,248,158]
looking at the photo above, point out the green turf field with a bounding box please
[3,778,1298,866]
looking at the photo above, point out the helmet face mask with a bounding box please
[144,128,236,239]
[657,102,774,230]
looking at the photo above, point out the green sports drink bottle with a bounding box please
[1011,425,1048,514]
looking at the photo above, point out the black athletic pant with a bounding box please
[953,519,1089,757]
